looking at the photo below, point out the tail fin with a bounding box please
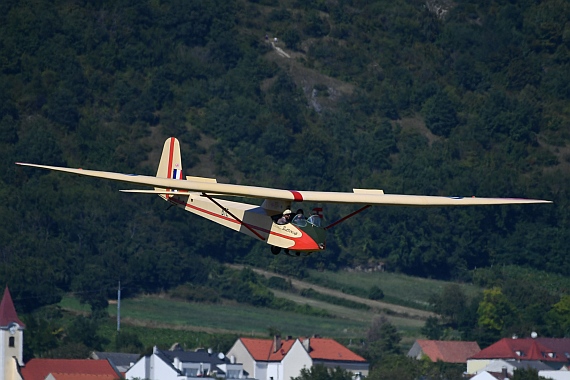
[156,137,182,200]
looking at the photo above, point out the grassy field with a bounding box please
[306,269,482,310]
[59,268,476,352]
[60,294,371,342]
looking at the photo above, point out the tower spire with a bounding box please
[0,287,25,328]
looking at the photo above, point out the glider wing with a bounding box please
[16,163,552,206]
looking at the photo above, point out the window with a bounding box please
[9,337,14,347]
[227,370,240,378]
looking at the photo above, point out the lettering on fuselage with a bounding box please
[278,225,299,236]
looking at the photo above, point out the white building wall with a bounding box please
[470,371,503,380]
[256,362,268,380]
[282,340,312,380]
[266,361,281,380]
[126,356,149,380]
[312,360,369,377]
[539,371,570,380]
[152,353,183,380]
[1,328,24,380]
[126,353,187,380]
[227,340,256,378]
[467,359,492,375]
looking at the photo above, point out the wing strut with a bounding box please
[201,193,266,241]
[325,205,371,230]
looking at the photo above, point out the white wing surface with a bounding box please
[16,163,552,206]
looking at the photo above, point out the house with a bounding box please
[476,359,553,375]
[467,337,570,375]
[20,358,122,380]
[226,335,369,380]
[470,369,510,380]
[126,345,250,380]
[407,339,481,364]
[90,351,141,374]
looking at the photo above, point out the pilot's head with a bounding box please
[283,209,292,218]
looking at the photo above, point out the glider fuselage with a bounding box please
[165,193,326,252]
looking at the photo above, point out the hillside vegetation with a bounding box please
[1,0,569,361]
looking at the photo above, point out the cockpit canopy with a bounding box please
[292,214,322,227]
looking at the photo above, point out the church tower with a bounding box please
[0,287,25,380]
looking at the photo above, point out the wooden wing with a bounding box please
[16,163,551,206]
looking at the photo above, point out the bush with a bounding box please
[368,286,385,300]
[267,276,293,291]
[170,284,220,303]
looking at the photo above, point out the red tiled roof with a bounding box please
[239,338,297,361]
[0,286,25,328]
[416,340,481,363]
[469,338,569,362]
[21,359,120,380]
[48,373,119,380]
[239,337,366,363]
[300,338,366,362]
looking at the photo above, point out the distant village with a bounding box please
[2,287,570,380]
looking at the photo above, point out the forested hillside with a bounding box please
[1,0,569,316]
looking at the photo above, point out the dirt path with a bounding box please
[228,265,434,320]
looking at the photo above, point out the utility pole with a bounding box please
[117,281,121,332]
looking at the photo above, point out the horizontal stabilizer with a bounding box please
[186,176,217,183]
[354,188,384,195]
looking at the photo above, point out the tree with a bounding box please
[422,316,444,340]
[368,285,384,300]
[512,368,549,380]
[422,91,458,137]
[430,284,467,328]
[282,29,301,50]
[66,315,108,351]
[546,295,570,337]
[292,365,353,380]
[477,287,518,336]
[365,315,401,364]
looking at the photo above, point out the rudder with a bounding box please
[156,137,182,200]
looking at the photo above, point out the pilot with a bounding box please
[294,209,306,221]
[277,209,292,225]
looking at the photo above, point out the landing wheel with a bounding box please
[271,246,281,255]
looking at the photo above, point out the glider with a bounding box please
[17,137,551,256]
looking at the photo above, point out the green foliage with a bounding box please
[477,287,518,336]
[114,331,144,353]
[1,0,568,339]
[546,295,570,337]
[170,284,220,303]
[429,284,467,327]
[209,268,331,317]
[293,365,353,380]
[422,91,458,137]
[66,315,108,351]
[266,276,293,291]
[421,316,444,340]
[300,288,370,310]
[367,354,464,380]
[365,315,401,365]
[368,286,384,301]
[512,368,549,380]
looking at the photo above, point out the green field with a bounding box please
[59,268,477,351]
[306,269,482,310]
[60,295,370,341]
